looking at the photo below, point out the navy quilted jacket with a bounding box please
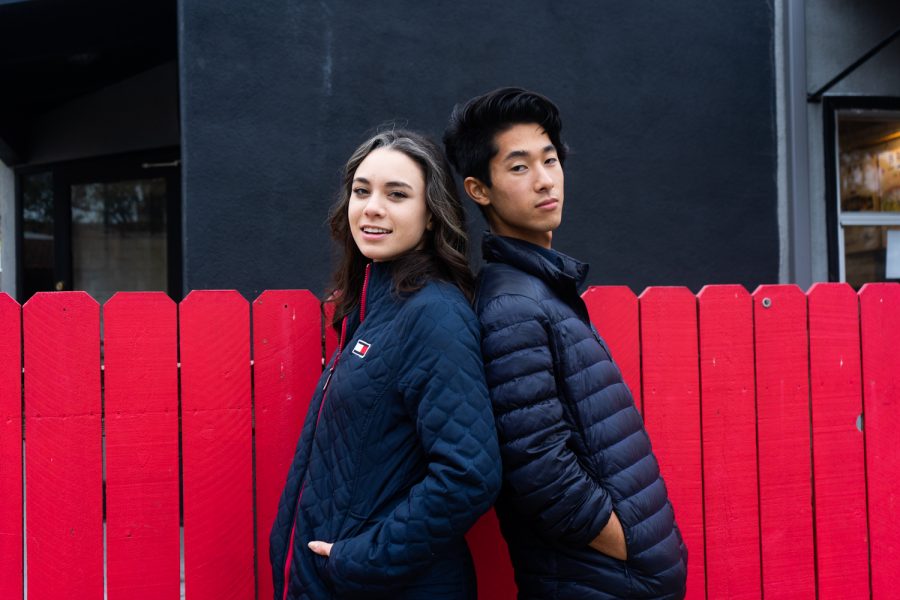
[476,234,687,600]
[270,262,502,599]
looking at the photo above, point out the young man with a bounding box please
[444,88,687,599]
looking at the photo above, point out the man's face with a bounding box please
[473,123,564,248]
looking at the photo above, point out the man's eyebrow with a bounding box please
[502,149,529,161]
[502,145,557,161]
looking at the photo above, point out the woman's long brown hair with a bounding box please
[326,129,474,332]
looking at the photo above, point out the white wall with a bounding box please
[0,158,15,297]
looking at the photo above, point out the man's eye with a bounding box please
[545,157,558,165]
[511,165,527,172]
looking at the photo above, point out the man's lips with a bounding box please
[536,198,560,210]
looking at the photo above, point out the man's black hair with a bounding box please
[443,87,567,187]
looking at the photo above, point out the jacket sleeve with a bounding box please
[324,296,502,595]
[481,292,612,546]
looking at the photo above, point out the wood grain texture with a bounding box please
[638,287,704,600]
[104,293,180,600]
[24,292,102,600]
[582,286,642,413]
[252,290,322,600]
[180,291,254,600]
[0,294,22,600]
[807,283,869,599]
[859,283,900,599]
[753,285,815,599]
[698,285,760,599]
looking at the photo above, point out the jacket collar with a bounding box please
[482,233,589,293]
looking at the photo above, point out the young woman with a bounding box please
[270,130,502,599]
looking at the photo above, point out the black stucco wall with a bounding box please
[180,1,777,298]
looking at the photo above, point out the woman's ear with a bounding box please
[463,177,491,208]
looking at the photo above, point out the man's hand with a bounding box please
[588,511,627,560]
[308,541,333,557]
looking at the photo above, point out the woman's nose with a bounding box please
[363,194,386,217]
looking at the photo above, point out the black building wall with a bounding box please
[179,1,777,298]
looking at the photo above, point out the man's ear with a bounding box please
[463,177,491,208]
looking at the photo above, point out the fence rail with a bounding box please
[1,283,898,599]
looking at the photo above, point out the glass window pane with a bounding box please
[22,172,55,299]
[71,178,167,305]
[843,225,900,289]
[838,113,900,213]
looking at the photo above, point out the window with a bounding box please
[835,109,900,288]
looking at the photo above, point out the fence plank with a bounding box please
[583,286,642,413]
[639,287,704,600]
[180,291,254,600]
[753,285,815,599]
[466,510,517,600]
[0,294,22,600]
[253,290,323,600]
[807,283,869,599]
[23,292,102,600]
[697,286,760,599]
[859,283,900,599]
[104,293,180,600]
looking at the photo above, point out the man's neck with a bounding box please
[490,227,553,249]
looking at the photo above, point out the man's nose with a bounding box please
[534,165,554,191]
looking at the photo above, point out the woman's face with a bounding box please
[348,147,430,262]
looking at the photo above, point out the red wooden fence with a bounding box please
[1,283,898,599]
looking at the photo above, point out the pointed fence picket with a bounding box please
[0,283,898,599]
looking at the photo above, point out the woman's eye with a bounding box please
[352,187,369,196]
[388,191,408,200]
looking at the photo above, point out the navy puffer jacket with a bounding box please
[476,234,687,600]
[270,262,502,599]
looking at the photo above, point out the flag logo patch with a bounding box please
[352,340,371,358]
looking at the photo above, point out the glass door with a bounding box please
[18,149,181,303]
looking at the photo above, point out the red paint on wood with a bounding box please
[180,291,254,600]
[0,294,22,600]
[104,293,180,600]
[24,292,102,600]
[638,287,704,600]
[697,285,760,599]
[859,283,900,599]
[582,286,642,413]
[466,509,517,599]
[807,283,869,599]
[753,285,815,599]
[253,290,322,600]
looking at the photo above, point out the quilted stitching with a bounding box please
[476,234,687,600]
[270,263,501,599]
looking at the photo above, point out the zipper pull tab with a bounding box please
[323,366,335,392]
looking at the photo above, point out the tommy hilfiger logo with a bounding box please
[351,340,371,358]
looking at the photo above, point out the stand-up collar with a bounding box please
[482,233,590,293]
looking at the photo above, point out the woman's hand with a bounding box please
[308,541,333,557]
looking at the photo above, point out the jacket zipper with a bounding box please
[282,262,371,599]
